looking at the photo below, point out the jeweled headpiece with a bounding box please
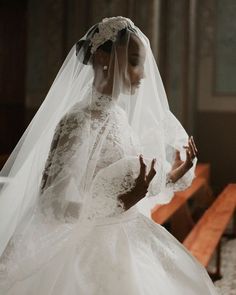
[90,16,135,54]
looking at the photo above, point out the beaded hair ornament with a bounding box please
[89,16,135,54]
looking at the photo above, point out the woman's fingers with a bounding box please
[190,136,198,155]
[183,145,194,164]
[146,158,157,184]
[188,138,195,158]
[188,137,194,156]
[137,156,156,190]
[183,146,192,158]
[183,136,198,161]
[185,147,192,162]
[175,150,181,161]
[139,155,147,179]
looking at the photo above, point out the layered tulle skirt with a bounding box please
[4,206,219,295]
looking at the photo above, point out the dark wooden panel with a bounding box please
[196,111,236,192]
[0,104,24,153]
[0,1,27,154]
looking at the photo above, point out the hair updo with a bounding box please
[76,23,137,65]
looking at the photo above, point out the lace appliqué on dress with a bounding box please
[39,88,139,221]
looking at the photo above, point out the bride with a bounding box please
[0,16,219,294]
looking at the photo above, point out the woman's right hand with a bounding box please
[117,155,157,211]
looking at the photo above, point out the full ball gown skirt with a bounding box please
[0,93,217,295]
[4,206,218,295]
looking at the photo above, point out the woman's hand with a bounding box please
[117,155,157,211]
[168,136,198,183]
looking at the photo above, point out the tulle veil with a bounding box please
[0,16,196,289]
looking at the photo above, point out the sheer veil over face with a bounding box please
[0,17,196,290]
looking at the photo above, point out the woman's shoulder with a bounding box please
[58,102,89,130]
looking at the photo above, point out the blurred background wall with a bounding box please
[0,0,236,193]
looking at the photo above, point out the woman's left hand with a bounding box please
[168,136,198,183]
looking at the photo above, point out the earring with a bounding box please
[103,65,108,71]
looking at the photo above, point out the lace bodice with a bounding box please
[39,89,140,221]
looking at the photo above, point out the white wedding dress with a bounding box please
[1,88,219,295]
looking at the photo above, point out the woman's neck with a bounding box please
[92,78,119,98]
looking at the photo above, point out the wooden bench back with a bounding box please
[151,177,207,224]
[183,184,236,266]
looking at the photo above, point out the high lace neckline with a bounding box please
[90,86,115,111]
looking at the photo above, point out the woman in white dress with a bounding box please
[0,16,219,294]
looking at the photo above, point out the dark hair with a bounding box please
[76,24,137,65]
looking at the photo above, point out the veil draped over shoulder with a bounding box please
[0,16,196,289]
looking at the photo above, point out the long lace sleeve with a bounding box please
[40,119,65,193]
[89,157,137,218]
[38,106,88,221]
[146,108,197,205]
[147,147,196,205]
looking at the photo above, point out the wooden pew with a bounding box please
[151,163,214,242]
[151,175,209,241]
[151,177,207,225]
[183,184,236,280]
[193,163,214,219]
[195,163,210,182]
[151,163,210,225]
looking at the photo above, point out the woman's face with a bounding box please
[114,34,146,94]
[125,34,146,94]
[93,33,146,95]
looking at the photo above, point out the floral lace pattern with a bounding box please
[38,87,195,221]
[39,88,139,221]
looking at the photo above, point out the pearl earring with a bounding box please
[103,65,108,71]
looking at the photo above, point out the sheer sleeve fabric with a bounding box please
[145,110,196,205]
[38,106,88,222]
